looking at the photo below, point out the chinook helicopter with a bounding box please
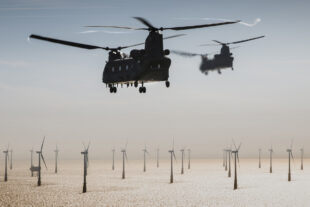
[30,17,239,93]
[172,35,265,75]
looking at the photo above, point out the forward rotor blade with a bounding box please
[30,34,109,50]
[41,136,45,152]
[171,50,202,57]
[213,40,224,45]
[41,154,48,169]
[163,21,240,31]
[133,17,156,30]
[84,25,147,30]
[227,35,265,45]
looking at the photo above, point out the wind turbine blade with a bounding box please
[237,153,240,168]
[125,139,128,150]
[41,136,45,151]
[172,138,175,150]
[238,143,242,151]
[232,139,237,150]
[87,141,91,151]
[290,139,294,150]
[41,154,48,169]
[82,142,86,150]
[173,152,177,161]
[125,152,128,162]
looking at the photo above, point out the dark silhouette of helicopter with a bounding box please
[30,17,239,93]
[172,35,265,75]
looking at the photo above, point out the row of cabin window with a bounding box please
[111,63,161,72]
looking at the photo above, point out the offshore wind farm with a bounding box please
[1,0,310,206]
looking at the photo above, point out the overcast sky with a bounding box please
[0,0,309,160]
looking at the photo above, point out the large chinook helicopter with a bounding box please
[172,35,265,75]
[30,17,239,93]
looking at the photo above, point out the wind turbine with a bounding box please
[121,141,128,179]
[156,147,159,168]
[268,146,273,173]
[142,145,149,172]
[10,149,13,170]
[30,148,34,177]
[258,148,262,168]
[224,149,228,171]
[168,139,176,183]
[287,140,294,182]
[3,145,9,182]
[222,149,225,168]
[112,147,115,171]
[36,137,47,186]
[180,147,185,174]
[81,142,90,193]
[300,148,304,170]
[54,145,59,174]
[187,149,191,169]
[232,140,241,190]
[227,147,232,178]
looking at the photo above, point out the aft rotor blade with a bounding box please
[41,154,48,169]
[227,35,265,45]
[41,136,45,152]
[163,21,240,31]
[171,50,202,57]
[30,34,109,50]
[133,17,156,30]
[163,34,186,40]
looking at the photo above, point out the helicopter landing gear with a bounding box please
[139,87,146,93]
[231,67,234,71]
[134,81,138,88]
[217,69,221,74]
[109,87,117,93]
[165,81,170,88]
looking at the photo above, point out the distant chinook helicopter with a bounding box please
[30,17,239,93]
[172,35,265,75]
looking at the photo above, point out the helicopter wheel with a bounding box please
[139,87,146,93]
[134,81,138,88]
[217,70,221,74]
[110,87,117,93]
[231,67,234,71]
[165,81,170,88]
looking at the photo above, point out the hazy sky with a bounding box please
[0,0,310,160]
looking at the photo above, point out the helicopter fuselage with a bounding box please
[200,53,234,74]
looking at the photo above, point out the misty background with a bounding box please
[0,0,309,160]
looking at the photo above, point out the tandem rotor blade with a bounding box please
[171,50,203,57]
[226,35,265,45]
[87,17,239,32]
[163,21,240,31]
[30,34,110,50]
[41,153,48,169]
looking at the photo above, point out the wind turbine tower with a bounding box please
[54,145,59,174]
[81,142,90,193]
[300,148,304,170]
[3,145,9,182]
[121,141,128,179]
[188,149,191,169]
[232,141,241,190]
[268,146,273,173]
[180,148,185,174]
[142,145,149,172]
[37,137,47,186]
[258,148,261,168]
[168,139,176,183]
[112,148,115,171]
[10,149,13,170]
